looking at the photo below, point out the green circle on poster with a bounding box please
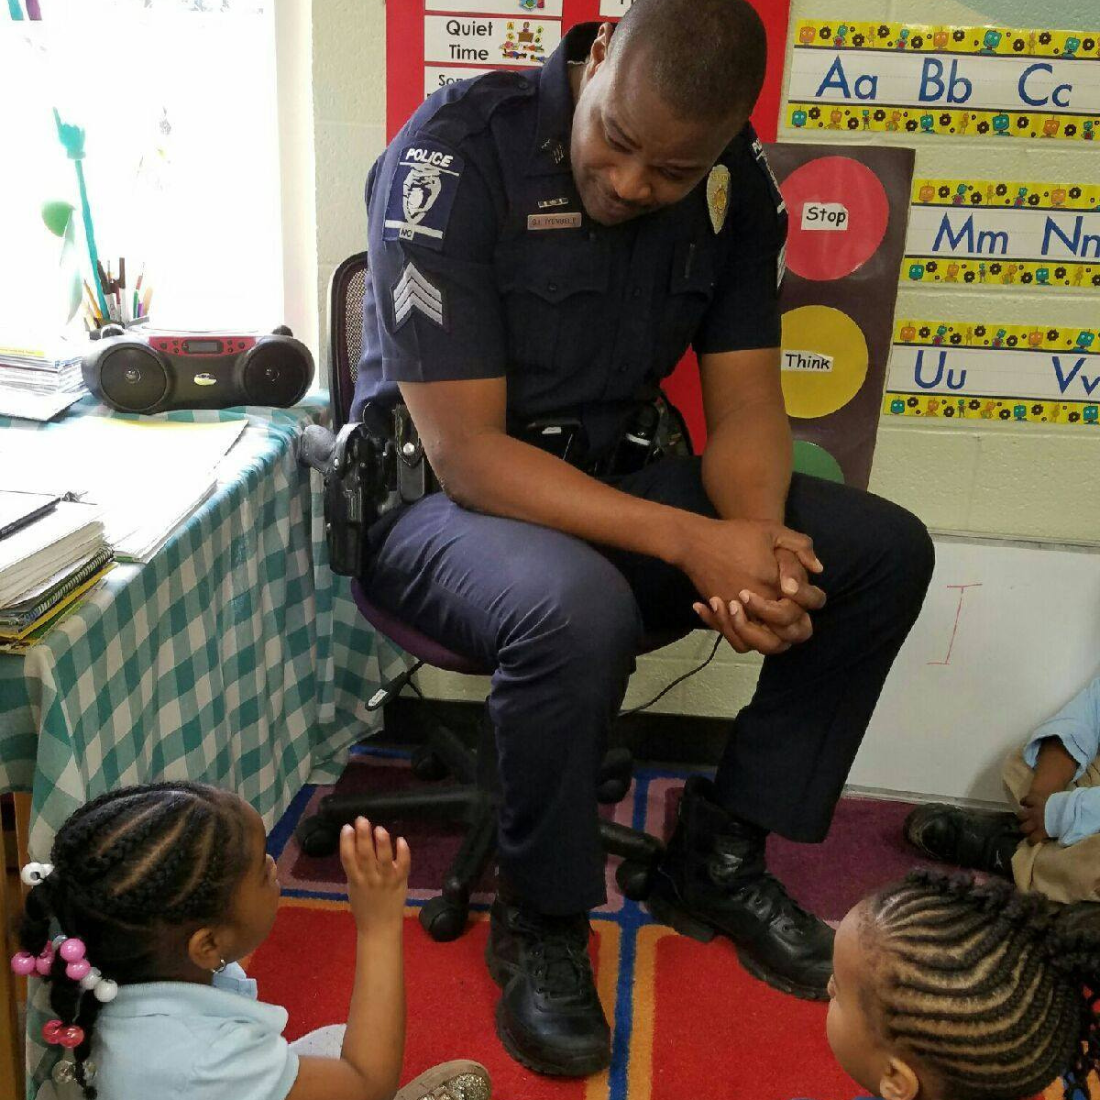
[793,441,845,484]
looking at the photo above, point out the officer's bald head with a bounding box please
[568,1,767,226]
[610,0,767,124]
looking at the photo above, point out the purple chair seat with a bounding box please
[352,580,685,675]
[352,579,488,675]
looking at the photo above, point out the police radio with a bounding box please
[82,326,314,414]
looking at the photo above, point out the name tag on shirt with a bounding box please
[528,212,582,231]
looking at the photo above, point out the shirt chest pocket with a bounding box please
[655,240,717,378]
[496,239,610,375]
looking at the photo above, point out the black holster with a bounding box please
[299,403,434,577]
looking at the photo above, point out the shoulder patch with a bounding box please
[750,137,786,220]
[748,136,789,285]
[383,140,464,252]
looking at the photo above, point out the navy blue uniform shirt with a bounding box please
[352,22,786,460]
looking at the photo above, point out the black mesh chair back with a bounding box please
[328,251,369,430]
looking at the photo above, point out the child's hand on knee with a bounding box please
[340,817,411,932]
[1018,794,1052,845]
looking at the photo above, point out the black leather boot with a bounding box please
[903,803,1020,876]
[485,896,610,1077]
[647,776,834,1001]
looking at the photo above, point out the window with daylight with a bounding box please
[0,0,281,335]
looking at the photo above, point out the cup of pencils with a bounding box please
[83,257,153,333]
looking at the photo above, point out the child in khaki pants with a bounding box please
[904,674,1100,904]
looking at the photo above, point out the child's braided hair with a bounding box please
[19,782,250,1099]
[863,869,1100,1100]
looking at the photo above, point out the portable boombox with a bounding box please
[81,326,314,414]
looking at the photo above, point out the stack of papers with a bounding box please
[0,492,113,649]
[101,467,218,562]
[0,339,88,421]
[0,415,247,562]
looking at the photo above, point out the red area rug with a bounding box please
[251,750,1086,1100]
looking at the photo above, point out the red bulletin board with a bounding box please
[384,0,793,448]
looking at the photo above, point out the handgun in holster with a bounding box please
[299,403,433,578]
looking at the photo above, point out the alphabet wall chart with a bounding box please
[904,179,1100,290]
[786,21,1100,141]
[884,322,1100,426]
[767,143,915,489]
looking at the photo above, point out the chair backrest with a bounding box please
[328,251,370,431]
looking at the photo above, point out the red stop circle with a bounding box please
[780,156,889,282]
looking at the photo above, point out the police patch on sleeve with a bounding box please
[383,140,464,252]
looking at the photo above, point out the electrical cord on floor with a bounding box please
[618,633,722,717]
[396,634,723,723]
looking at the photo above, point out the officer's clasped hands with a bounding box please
[686,517,825,656]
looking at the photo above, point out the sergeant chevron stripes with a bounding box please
[393,262,444,328]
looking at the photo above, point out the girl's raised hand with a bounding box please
[340,817,411,933]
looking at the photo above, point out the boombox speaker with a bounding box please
[82,326,314,414]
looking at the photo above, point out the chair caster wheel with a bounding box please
[420,896,468,942]
[297,817,340,858]
[597,775,631,804]
[412,747,449,781]
[616,859,655,901]
[596,747,632,804]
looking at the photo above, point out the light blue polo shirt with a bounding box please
[93,964,299,1100]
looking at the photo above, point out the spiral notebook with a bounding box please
[0,497,107,608]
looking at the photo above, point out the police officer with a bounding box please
[353,0,934,1078]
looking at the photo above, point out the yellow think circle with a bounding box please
[780,305,869,419]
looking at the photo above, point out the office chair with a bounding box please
[297,251,679,942]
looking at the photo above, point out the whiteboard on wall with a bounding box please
[850,536,1100,804]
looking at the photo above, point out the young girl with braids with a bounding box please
[12,782,491,1100]
[826,868,1100,1100]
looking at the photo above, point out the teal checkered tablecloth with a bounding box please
[0,393,410,1097]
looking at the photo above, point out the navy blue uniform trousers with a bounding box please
[363,459,935,915]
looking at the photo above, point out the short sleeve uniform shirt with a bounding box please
[352,22,787,459]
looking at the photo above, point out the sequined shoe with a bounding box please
[393,1060,492,1100]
